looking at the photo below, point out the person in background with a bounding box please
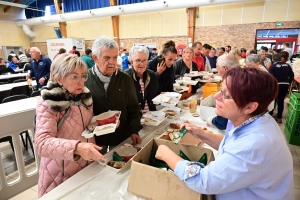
[23,58,32,72]
[207,48,217,69]
[230,48,245,68]
[201,44,212,72]
[149,48,158,60]
[217,47,225,57]
[156,67,293,200]
[18,51,28,63]
[225,45,231,53]
[268,48,274,54]
[80,48,95,69]
[7,51,18,62]
[147,40,177,92]
[8,57,19,71]
[25,49,31,58]
[73,50,80,57]
[121,49,130,70]
[206,54,240,130]
[246,49,256,57]
[282,42,293,61]
[0,58,5,66]
[0,58,8,74]
[85,36,142,152]
[80,49,86,57]
[125,46,159,113]
[245,54,268,72]
[117,52,122,69]
[26,47,52,89]
[269,51,294,123]
[69,46,76,54]
[35,54,103,198]
[260,47,272,69]
[241,48,247,58]
[192,42,204,71]
[174,47,198,79]
[53,48,66,60]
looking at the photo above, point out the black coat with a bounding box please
[173,59,198,79]
[147,56,174,93]
[124,68,159,111]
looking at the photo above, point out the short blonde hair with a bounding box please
[183,47,194,56]
[50,53,87,82]
[230,48,241,56]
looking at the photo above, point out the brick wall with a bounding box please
[30,21,300,55]
[195,21,300,50]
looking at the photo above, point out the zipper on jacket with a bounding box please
[62,160,64,178]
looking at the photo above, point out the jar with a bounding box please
[189,99,197,113]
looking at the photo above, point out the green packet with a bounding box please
[170,128,188,144]
[113,151,125,162]
[179,150,207,165]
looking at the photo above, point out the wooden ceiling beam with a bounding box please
[110,0,120,47]
[187,7,196,45]
[54,0,67,38]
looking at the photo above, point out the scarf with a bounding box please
[94,65,112,92]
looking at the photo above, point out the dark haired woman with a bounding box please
[147,40,177,92]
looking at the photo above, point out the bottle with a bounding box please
[189,99,197,113]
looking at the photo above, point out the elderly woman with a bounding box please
[245,54,268,72]
[155,67,294,199]
[147,40,177,92]
[230,48,245,68]
[174,47,198,79]
[35,54,103,197]
[124,46,159,113]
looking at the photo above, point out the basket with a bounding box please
[284,102,300,145]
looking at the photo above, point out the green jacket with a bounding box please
[85,67,141,146]
[81,55,95,69]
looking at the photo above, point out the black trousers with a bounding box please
[271,84,289,119]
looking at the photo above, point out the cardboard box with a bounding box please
[128,138,215,200]
[199,94,216,121]
[158,132,203,146]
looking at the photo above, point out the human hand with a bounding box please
[26,74,31,80]
[131,134,142,146]
[39,77,46,84]
[157,61,166,75]
[74,142,104,161]
[181,123,206,139]
[155,145,171,161]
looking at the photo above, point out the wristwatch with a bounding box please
[44,77,47,80]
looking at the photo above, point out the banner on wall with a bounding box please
[46,38,85,60]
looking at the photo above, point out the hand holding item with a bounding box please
[157,61,166,75]
[74,142,104,161]
[131,134,142,146]
[39,77,46,84]
[181,123,207,139]
[155,144,171,161]
[26,74,31,80]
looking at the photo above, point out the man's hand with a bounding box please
[26,74,31,80]
[39,77,46,85]
[157,61,166,75]
[131,134,142,146]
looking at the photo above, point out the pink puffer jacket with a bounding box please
[35,81,95,198]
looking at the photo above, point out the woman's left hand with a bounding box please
[131,134,142,146]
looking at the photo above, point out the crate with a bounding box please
[202,83,218,98]
[289,92,300,111]
[284,102,300,145]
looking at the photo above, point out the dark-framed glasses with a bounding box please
[134,59,148,64]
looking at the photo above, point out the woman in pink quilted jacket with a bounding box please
[35,54,104,197]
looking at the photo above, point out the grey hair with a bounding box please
[129,46,149,60]
[92,36,119,58]
[30,47,41,55]
[245,54,261,63]
[50,53,87,82]
[217,54,240,69]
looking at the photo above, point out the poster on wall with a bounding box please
[46,38,85,61]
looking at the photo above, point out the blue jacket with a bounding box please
[9,61,18,70]
[121,55,129,70]
[30,55,52,88]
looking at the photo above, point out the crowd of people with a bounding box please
[14,36,295,198]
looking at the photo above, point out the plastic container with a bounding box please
[202,83,218,98]
[189,99,197,113]
[289,92,300,111]
[284,102,300,145]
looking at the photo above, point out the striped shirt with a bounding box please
[139,79,149,113]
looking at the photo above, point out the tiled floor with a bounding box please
[5,102,300,200]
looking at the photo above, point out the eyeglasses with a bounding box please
[219,90,233,101]
[134,59,148,64]
[68,74,88,82]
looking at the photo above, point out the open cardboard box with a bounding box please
[128,138,215,200]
